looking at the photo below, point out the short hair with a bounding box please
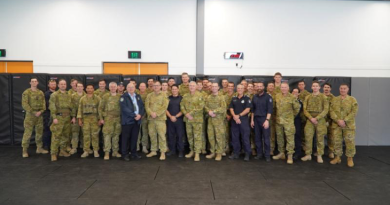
[109,82,117,86]
[281,82,289,86]
[30,77,38,81]
[181,72,189,77]
[139,82,146,86]
[324,82,332,88]
[274,72,282,77]
[241,79,248,83]
[257,81,265,86]
[161,81,168,85]
[221,78,228,82]
[86,84,94,88]
[248,82,254,86]
[312,80,320,86]
[292,88,300,93]
[147,77,154,81]
[202,77,209,81]
[58,79,66,83]
[76,82,84,87]
[298,80,305,84]
[171,84,179,89]
[228,82,235,86]
[48,79,56,84]
[130,79,136,83]
[196,80,203,84]
[98,79,106,83]
[168,77,175,80]
[340,83,349,88]
[154,80,161,85]
[71,79,78,83]
[267,81,275,86]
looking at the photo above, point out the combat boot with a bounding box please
[229,153,239,160]
[222,152,226,157]
[59,149,70,157]
[88,150,93,154]
[159,152,166,161]
[142,146,149,154]
[244,153,250,162]
[36,147,49,154]
[330,156,341,165]
[301,154,312,161]
[112,151,122,158]
[146,151,157,158]
[206,153,215,159]
[287,154,293,164]
[347,157,354,167]
[317,155,323,164]
[215,154,222,161]
[272,153,285,160]
[51,154,57,162]
[185,151,194,158]
[69,148,77,155]
[66,146,72,152]
[22,148,29,158]
[94,151,100,158]
[178,151,184,158]
[328,152,335,159]
[201,149,207,155]
[104,152,110,160]
[81,151,89,158]
[194,153,200,162]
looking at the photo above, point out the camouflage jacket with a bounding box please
[330,95,358,129]
[180,92,205,123]
[22,88,46,114]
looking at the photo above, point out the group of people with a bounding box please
[20,72,358,167]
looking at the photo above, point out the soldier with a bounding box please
[196,80,208,154]
[330,84,358,167]
[49,79,73,161]
[298,80,310,154]
[68,79,78,96]
[145,81,169,160]
[205,83,226,161]
[43,79,57,150]
[229,84,252,161]
[218,78,229,95]
[78,84,101,158]
[224,82,235,155]
[273,82,300,164]
[99,82,122,160]
[137,82,150,154]
[323,83,335,158]
[94,79,109,98]
[291,88,304,160]
[69,82,85,154]
[301,81,329,163]
[21,77,47,158]
[166,84,185,157]
[117,82,125,95]
[251,82,273,162]
[146,78,154,94]
[161,81,170,97]
[179,72,190,95]
[168,77,176,88]
[202,78,209,92]
[273,72,282,94]
[267,81,277,155]
[181,81,205,162]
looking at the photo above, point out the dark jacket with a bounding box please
[120,92,145,125]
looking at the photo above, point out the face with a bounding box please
[298,82,305,91]
[58,80,67,91]
[147,79,154,87]
[127,84,135,94]
[99,81,106,89]
[228,83,234,92]
[172,86,179,96]
[237,85,244,95]
[311,83,320,93]
[292,89,299,98]
[139,83,146,92]
[196,82,203,91]
[202,80,209,88]
[168,79,175,86]
[241,81,248,89]
[48,81,57,90]
[30,79,38,87]
[253,83,259,91]
[86,85,94,94]
[162,83,168,91]
[248,84,253,92]
[207,82,212,90]
[130,81,137,87]
[222,80,228,88]
[109,83,117,93]
[323,85,331,94]
[339,85,349,96]
[211,83,219,94]
[189,82,196,92]
[182,74,189,83]
[153,82,161,92]
[117,85,125,92]
[274,75,282,83]
[76,84,84,92]
[258,83,265,93]
[71,80,78,89]
[267,83,275,92]
[281,83,289,94]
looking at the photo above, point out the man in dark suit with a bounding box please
[120,83,145,161]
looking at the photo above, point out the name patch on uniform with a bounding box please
[241,100,245,103]
[120,97,124,102]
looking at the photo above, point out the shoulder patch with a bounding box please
[120,97,124,102]
[269,98,273,103]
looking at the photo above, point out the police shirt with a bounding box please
[252,92,273,117]
[229,95,252,118]
[168,95,183,119]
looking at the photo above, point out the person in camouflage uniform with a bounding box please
[273,72,282,94]
[137,82,150,154]
[21,77,48,158]
[78,84,101,158]
[298,80,310,152]
[205,83,226,161]
[196,80,209,154]
[145,81,169,160]
[179,72,190,96]
[146,78,154,94]
[67,79,78,96]
[218,78,229,96]
[273,83,300,164]
[99,82,122,160]
[301,81,329,164]
[49,79,73,161]
[161,81,170,97]
[69,82,85,154]
[117,82,125,95]
[223,82,235,155]
[94,79,109,98]
[330,84,358,167]
[267,81,277,155]
[181,81,205,162]
[323,83,336,158]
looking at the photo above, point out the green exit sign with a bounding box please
[0,49,5,57]
[128,51,141,59]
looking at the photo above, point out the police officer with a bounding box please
[21,77,47,158]
[78,84,101,158]
[251,82,273,162]
[70,82,85,154]
[330,84,358,167]
[50,79,73,161]
[181,81,205,162]
[229,84,252,161]
[94,79,109,98]
[205,83,226,161]
[145,81,169,160]
[99,82,122,160]
[43,79,57,151]
[120,83,144,161]
[166,84,185,157]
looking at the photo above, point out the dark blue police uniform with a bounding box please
[252,92,273,158]
[43,89,54,149]
[294,98,303,159]
[167,95,185,154]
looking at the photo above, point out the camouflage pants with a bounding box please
[82,115,100,152]
[137,116,149,148]
[301,114,307,151]
[327,122,334,153]
[22,113,43,148]
[333,128,356,157]
[207,118,226,154]
[186,122,203,153]
[50,115,71,155]
[275,122,295,155]
[102,116,121,152]
[148,120,167,152]
[304,118,327,156]
[224,119,231,151]
[71,122,83,149]
[202,117,207,151]
[270,118,276,153]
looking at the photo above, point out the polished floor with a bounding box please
[0,146,389,205]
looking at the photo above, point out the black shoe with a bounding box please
[166,151,174,156]
[229,153,239,160]
[265,157,271,162]
[254,154,264,160]
[123,155,130,161]
[131,155,142,160]
[178,151,184,158]
[244,153,250,162]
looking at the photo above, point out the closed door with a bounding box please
[103,62,168,75]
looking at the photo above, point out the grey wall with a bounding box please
[352,77,390,146]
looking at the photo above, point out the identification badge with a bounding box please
[120,97,124,102]
[241,100,244,103]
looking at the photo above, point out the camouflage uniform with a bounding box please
[68,89,77,96]
[325,93,335,154]
[218,89,228,96]
[78,95,101,152]
[94,89,109,98]
[145,92,169,152]
[146,87,154,94]
[274,85,281,94]
[99,93,121,153]
[179,83,190,96]
[224,93,234,151]
[299,89,310,149]
[267,92,277,154]
[205,94,226,154]
[181,92,205,154]
[303,93,329,156]
[137,92,150,149]
[71,92,85,149]
[49,91,72,155]
[198,90,209,152]
[21,88,46,149]
[275,93,300,155]
[330,95,358,157]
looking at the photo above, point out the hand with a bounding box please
[186,113,193,120]
[226,115,232,121]
[250,120,254,128]
[78,119,83,127]
[208,110,214,117]
[337,120,346,128]
[53,119,58,125]
[135,114,142,121]
[35,111,41,117]
[233,114,240,121]
[235,118,241,124]
[71,117,76,124]
[170,116,177,122]
[151,112,157,119]
[263,120,269,129]
[99,119,105,125]
[310,118,318,125]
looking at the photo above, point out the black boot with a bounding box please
[254,154,264,160]
[178,151,184,158]
[244,153,250,162]
[229,153,239,160]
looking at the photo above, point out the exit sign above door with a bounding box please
[128,51,141,59]
[0,49,5,57]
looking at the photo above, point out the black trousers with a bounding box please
[121,123,140,157]
[42,111,51,149]
[294,117,303,157]
[167,118,185,152]
[231,117,251,155]
[254,116,271,157]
